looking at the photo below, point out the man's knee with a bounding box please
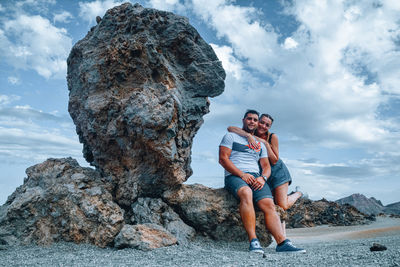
[257,198,276,212]
[237,186,253,203]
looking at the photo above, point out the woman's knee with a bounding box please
[276,200,290,210]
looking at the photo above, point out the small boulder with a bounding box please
[370,243,387,252]
[130,198,195,244]
[114,224,177,250]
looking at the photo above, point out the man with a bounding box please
[219,109,306,253]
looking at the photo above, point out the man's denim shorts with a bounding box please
[224,172,273,203]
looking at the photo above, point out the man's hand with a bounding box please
[240,173,256,185]
[251,177,265,191]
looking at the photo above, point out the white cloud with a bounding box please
[146,0,187,14]
[283,37,298,49]
[1,14,72,79]
[191,1,399,151]
[0,3,4,12]
[16,0,56,6]
[14,0,56,15]
[210,44,243,80]
[7,76,20,85]
[0,103,84,164]
[191,0,280,74]
[0,95,21,107]
[53,11,74,24]
[78,0,126,23]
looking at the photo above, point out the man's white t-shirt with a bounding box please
[219,132,268,177]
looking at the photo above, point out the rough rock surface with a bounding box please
[130,197,195,244]
[286,198,375,228]
[114,224,177,250]
[163,184,275,245]
[0,158,124,247]
[67,3,225,205]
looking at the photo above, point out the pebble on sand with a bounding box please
[370,243,387,251]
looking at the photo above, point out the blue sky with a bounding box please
[0,0,399,205]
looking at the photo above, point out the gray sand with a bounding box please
[1,217,400,267]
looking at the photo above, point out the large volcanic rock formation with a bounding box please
[67,3,225,206]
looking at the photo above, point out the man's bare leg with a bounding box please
[237,186,257,241]
[256,198,286,244]
[281,220,286,237]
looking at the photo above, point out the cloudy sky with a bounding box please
[1,0,399,205]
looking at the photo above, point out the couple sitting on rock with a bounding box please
[219,109,305,253]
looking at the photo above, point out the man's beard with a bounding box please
[243,125,256,134]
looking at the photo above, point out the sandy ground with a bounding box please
[1,216,399,267]
[285,216,400,243]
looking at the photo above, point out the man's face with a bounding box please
[242,113,259,132]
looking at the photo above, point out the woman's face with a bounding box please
[257,116,272,135]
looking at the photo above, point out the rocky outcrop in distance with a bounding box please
[384,202,400,216]
[67,2,225,206]
[336,193,400,215]
[286,198,375,228]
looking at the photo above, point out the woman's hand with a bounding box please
[247,134,260,150]
[251,177,265,191]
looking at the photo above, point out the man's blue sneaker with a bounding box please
[249,238,264,253]
[276,239,306,253]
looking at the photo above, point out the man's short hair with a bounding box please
[243,109,260,119]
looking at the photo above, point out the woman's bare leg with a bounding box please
[273,183,298,236]
[273,183,302,211]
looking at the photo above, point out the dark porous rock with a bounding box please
[114,224,177,250]
[0,158,124,247]
[67,2,225,205]
[370,242,387,251]
[286,198,375,228]
[163,184,276,245]
[130,197,195,244]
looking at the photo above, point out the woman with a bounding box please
[228,113,302,211]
